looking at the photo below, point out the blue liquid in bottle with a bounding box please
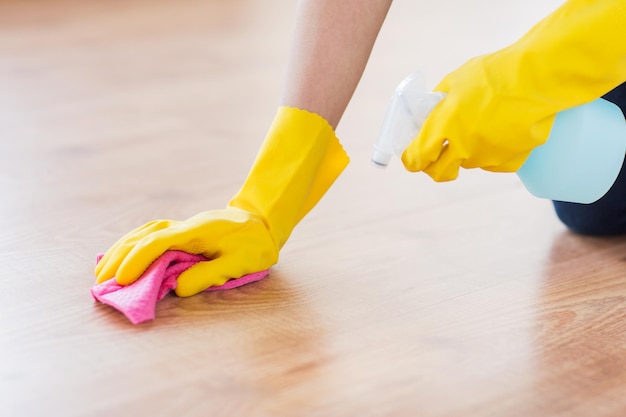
[517,97,626,204]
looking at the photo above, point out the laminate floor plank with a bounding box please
[2,1,625,416]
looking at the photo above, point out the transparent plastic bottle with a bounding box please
[371,71,626,204]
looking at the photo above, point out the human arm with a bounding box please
[95,0,393,296]
[281,0,392,129]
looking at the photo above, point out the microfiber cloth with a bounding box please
[91,250,269,324]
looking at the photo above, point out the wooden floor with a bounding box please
[3,0,626,416]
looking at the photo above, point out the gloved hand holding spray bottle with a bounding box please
[371,71,626,204]
[372,0,626,205]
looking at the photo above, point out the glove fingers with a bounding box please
[114,225,205,286]
[96,240,139,284]
[402,94,468,181]
[401,100,450,172]
[95,220,173,283]
[175,257,241,298]
[422,142,464,182]
[95,222,153,279]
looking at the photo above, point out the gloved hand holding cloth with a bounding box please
[95,107,349,297]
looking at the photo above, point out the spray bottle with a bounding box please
[371,71,626,204]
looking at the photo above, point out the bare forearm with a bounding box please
[280,0,393,129]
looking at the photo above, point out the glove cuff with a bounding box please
[228,106,349,249]
[490,0,626,111]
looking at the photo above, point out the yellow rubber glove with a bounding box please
[95,107,349,296]
[402,0,626,181]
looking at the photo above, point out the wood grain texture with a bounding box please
[2,1,626,416]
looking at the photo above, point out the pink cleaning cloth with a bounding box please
[91,250,269,325]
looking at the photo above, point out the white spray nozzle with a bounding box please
[371,71,445,167]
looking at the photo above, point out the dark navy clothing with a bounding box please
[552,82,626,235]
